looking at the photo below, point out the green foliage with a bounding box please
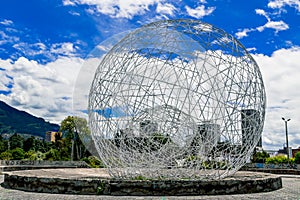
[23,136,36,152]
[9,133,24,149]
[133,175,148,180]
[0,138,6,153]
[96,181,107,195]
[60,116,76,139]
[11,148,25,160]
[294,152,300,164]
[0,113,102,164]
[290,157,295,164]
[44,148,61,161]
[266,155,289,164]
[24,150,45,160]
[0,151,12,160]
[251,151,270,163]
[82,156,105,168]
[60,116,89,161]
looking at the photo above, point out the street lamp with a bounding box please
[282,117,291,163]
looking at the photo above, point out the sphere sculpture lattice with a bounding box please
[88,19,266,180]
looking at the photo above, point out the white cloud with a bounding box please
[268,0,300,12]
[63,0,76,6]
[235,28,252,39]
[0,56,83,123]
[185,5,215,19]
[255,9,268,17]
[236,8,289,38]
[50,42,77,56]
[0,19,13,26]
[63,0,161,19]
[253,47,300,149]
[156,3,176,16]
[254,9,289,32]
[13,42,47,56]
[263,20,289,32]
[0,30,19,45]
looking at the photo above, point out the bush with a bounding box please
[295,152,300,164]
[82,156,105,168]
[0,151,12,160]
[44,148,60,161]
[266,155,289,164]
[11,148,25,160]
[24,150,45,160]
[251,151,270,163]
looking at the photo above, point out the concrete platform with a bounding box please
[1,168,282,196]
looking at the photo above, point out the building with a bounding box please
[45,131,61,142]
[241,109,262,147]
[277,147,292,158]
[190,122,221,155]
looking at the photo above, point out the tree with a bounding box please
[60,116,76,139]
[60,116,90,161]
[24,150,45,160]
[23,136,36,152]
[0,135,6,153]
[11,148,25,160]
[44,148,60,161]
[9,133,24,149]
[251,151,270,163]
[295,152,300,164]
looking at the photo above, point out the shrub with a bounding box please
[251,151,270,163]
[11,148,25,160]
[266,155,288,164]
[44,148,60,161]
[295,152,300,164]
[82,156,105,168]
[24,150,45,160]
[0,151,13,160]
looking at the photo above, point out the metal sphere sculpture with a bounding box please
[88,19,266,180]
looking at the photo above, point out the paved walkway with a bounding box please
[0,175,299,200]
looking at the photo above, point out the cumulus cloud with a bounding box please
[253,47,300,149]
[185,5,215,19]
[0,30,19,46]
[156,3,176,16]
[268,0,300,11]
[258,20,289,32]
[0,56,83,123]
[63,0,162,19]
[50,42,77,56]
[12,42,47,57]
[235,8,289,39]
[255,9,289,33]
[235,28,252,39]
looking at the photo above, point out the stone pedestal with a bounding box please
[2,168,282,195]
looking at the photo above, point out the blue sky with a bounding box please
[0,0,300,150]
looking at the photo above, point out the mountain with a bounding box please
[0,101,59,138]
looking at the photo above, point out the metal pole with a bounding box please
[285,121,289,162]
[282,117,290,163]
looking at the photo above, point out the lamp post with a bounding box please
[282,117,291,163]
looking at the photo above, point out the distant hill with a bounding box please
[0,101,59,138]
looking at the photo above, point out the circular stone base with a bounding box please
[2,168,282,196]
